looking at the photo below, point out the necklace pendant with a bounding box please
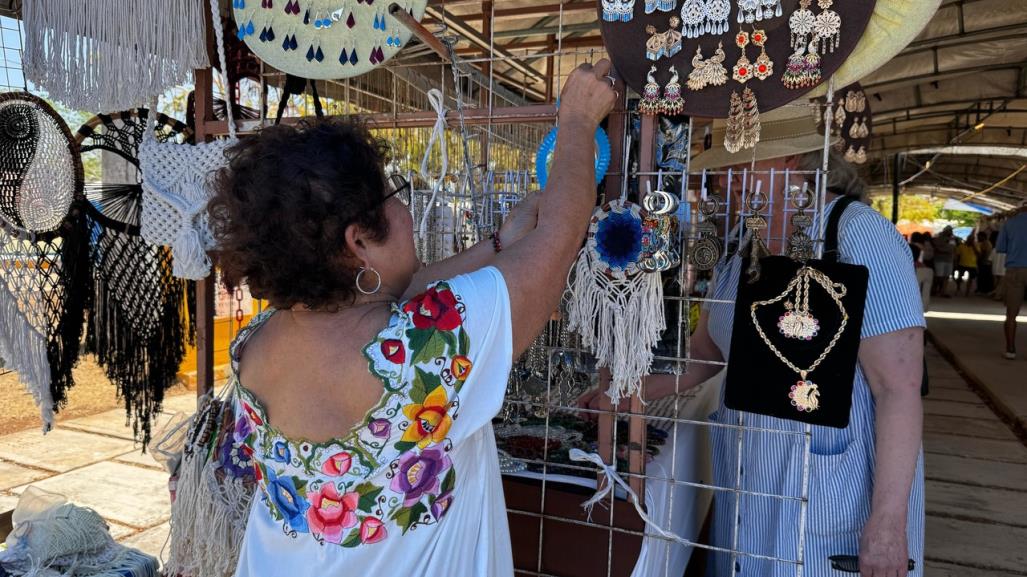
[777,311,819,340]
[789,379,820,412]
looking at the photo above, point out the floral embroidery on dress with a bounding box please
[231,281,471,547]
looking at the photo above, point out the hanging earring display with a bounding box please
[566,199,666,405]
[814,0,841,54]
[660,65,685,115]
[687,42,728,91]
[640,182,681,273]
[725,87,760,153]
[639,65,662,115]
[750,266,850,413]
[732,30,753,83]
[234,0,427,78]
[644,0,675,15]
[645,17,682,61]
[602,0,636,22]
[787,183,815,262]
[690,188,722,271]
[752,27,774,80]
[679,0,730,38]
[744,183,772,283]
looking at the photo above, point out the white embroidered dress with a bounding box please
[230,267,514,576]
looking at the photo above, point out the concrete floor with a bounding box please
[1,299,1025,573]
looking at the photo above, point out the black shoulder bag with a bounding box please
[723,196,869,428]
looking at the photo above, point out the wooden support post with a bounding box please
[544,35,556,102]
[194,63,216,402]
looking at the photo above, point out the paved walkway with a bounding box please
[0,392,200,559]
[926,295,1027,435]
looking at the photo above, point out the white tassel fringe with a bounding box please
[22,0,210,113]
[566,247,666,405]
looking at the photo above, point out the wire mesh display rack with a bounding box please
[186,3,843,576]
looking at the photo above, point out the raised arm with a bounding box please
[494,61,618,357]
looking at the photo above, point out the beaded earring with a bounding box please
[660,65,685,116]
[638,65,662,116]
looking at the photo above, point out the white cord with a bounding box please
[418,89,448,239]
[569,449,697,547]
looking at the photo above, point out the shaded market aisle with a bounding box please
[921,340,1027,576]
[3,340,1027,572]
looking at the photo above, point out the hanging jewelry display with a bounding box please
[786,183,815,262]
[638,66,663,115]
[645,17,683,61]
[21,0,209,113]
[0,91,91,432]
[814,0,842,54]
[680,0,731,38]
[690,184,722,271]
[536,125,611,188]
[737,0,781,23]
[640,181,681,273]
[141,0,238,281]
[752,28,774,80]
[234,0,428,79]
[644,0,676,15]
[602,0,636,22]
[659,65,686,116]
[744,182,772,283]
[686,42,728,91]
[566,199,666,405]
[750,266,849,413]
[724,87,760,152]
[76,109,195,445]
[732,30,753,83]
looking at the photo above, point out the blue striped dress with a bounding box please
[704,197,926,577]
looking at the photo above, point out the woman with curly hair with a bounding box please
[202,61,616,576]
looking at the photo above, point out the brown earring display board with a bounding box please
[815,82,873,163]
[597,0,877,118]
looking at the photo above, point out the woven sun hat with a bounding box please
[809,0,943,97]
[691,103,837,171]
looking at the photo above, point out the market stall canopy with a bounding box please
[861,0,1027,205]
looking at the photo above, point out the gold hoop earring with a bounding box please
[356,267,382,295]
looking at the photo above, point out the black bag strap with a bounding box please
[823,195,860,263]
[274,74,324,125]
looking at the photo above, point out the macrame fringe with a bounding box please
[166,397,254,577]
[87,262,188,447]
[566,247,666,405]
[21,0,210,113]
[0,281,54,431]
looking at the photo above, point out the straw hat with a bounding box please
[808,0,943,97]
[691,103,835,170]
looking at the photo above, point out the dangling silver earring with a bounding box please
[356,266,382,295]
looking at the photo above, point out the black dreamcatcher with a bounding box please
[0,91,91,431]
[76,109,196,445]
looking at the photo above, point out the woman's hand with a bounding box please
[558,60,618,130]
[859,514,910,576]
[499,193,541,247]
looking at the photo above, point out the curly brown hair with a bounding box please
[209,119,391,309]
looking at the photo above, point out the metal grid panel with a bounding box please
[198,5,843,576]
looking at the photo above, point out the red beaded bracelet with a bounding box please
[492,231,503,253]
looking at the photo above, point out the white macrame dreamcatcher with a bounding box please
[21,0,210,113]
[566,198,666,405]
[0,91,91,433]
[140,0,239,281]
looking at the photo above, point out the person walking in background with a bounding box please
[911,232,933,311]
[932,226,957,297]
[991,230,1006,301]
[955,236,978,297]
[976,231,994,294]
[997,205,1027,360]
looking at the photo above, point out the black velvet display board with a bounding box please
[724,255,868,428]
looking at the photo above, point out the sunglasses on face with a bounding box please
[379,174,411,207]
